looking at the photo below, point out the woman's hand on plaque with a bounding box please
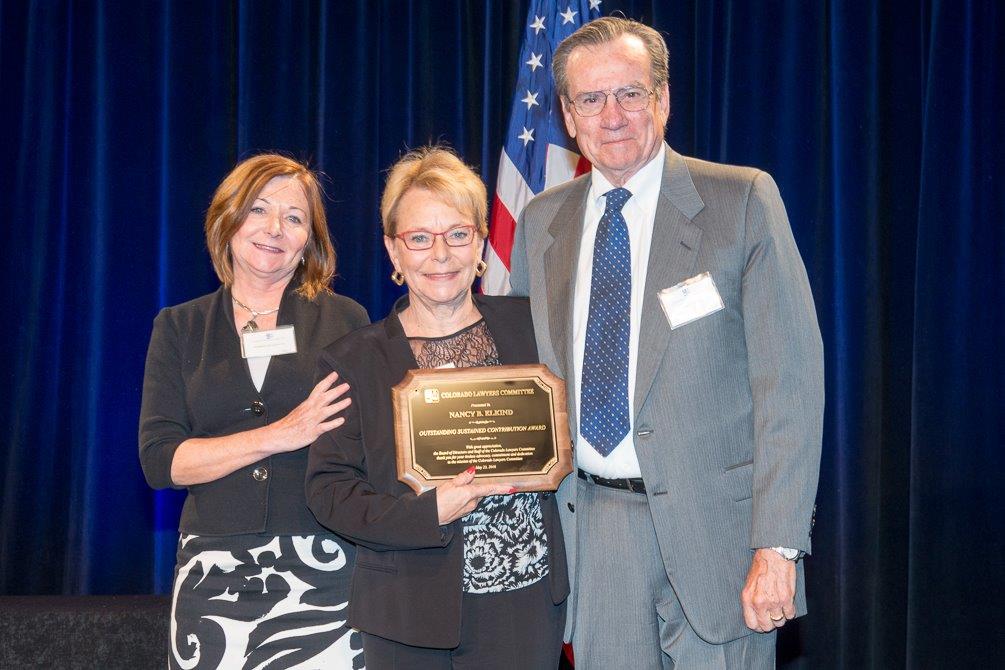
[435,466,515,525]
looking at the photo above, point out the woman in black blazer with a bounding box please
[306,146,568,670]
[139,154,368,669]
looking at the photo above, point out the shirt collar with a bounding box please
[588,142,668,208]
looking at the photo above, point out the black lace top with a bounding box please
[410,319,549,593]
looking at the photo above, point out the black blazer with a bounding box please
[306,294,569,649]
[139,281,369,535]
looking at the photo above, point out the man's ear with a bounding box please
[561,98,578,139]
[657,83,670,118]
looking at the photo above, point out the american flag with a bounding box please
[482,0,603,295]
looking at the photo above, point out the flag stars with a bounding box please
[525,52,543,72]
[521,90,540,110]
[529,15,546,34]
[518,127,535,146]
[589,0,603,11]
[560,6,578,24]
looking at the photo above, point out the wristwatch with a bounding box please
[770,546,802,561]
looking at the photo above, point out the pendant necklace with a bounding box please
[232,296,280,333]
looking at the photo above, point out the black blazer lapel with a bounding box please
[262,282,318,395]
[474,294,537,365]
[208,286,260,398]
[383,296,421,377]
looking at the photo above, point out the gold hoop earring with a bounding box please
[390,270,405,286]
[475,260,488,277]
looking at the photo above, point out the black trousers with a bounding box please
[362,577,566,670]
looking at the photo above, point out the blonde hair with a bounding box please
[204,153,335,300]
[552,16,670,98]
[380,146,488,238]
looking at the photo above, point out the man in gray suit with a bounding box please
[509,17,823,669]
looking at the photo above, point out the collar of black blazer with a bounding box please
[383,292,500,340]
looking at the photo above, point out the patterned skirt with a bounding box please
[170,533,363,669]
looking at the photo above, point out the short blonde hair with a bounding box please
[553,16,670,99]
[204,154,335,300]
[380,146,488,238]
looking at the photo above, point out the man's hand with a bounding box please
[741,548,797,632]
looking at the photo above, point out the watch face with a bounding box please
[772,547,800,560]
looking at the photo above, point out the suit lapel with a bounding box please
[543,181,589,380]
[476,295,523,365]
[260,281,311,395]
[634,151,705,414]
[213,286,262,396]
[384,295,420,375]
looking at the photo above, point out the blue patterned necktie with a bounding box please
[580,187,632,457]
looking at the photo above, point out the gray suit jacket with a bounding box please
[509,148,824,644]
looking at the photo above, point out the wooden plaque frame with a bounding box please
[392,363,573,494]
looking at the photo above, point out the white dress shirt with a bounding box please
[573,144,667,479]
[247,355,271,392]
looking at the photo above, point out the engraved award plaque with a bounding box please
[392,364,573,493]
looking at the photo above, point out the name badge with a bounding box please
[657,272,725,330]
[240,325,298,358]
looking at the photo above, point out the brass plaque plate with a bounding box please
[392,364,573,493]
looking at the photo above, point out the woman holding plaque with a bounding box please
[306,146,568,668]
[139,154,368,669]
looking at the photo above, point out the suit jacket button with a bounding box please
[251,401,265,416]
[567,503,575,513]
[252,466,268,481]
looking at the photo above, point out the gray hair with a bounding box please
[552,16,670,99]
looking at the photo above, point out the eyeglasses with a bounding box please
[393,225,477,251]
[567,85,655,117]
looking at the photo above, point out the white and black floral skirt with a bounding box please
[170,533,363,669]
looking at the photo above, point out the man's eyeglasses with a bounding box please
[567,86,655,117]
[393,225,476,251]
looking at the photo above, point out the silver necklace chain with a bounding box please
[232,295,280,333]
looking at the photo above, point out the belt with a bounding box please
[577,468,647,494]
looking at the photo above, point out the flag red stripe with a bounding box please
[487,195,517,271]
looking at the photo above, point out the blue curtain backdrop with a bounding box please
[1,1,1002,667]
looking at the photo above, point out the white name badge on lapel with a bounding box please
[658,272,725,330]
[240,325,298,358]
